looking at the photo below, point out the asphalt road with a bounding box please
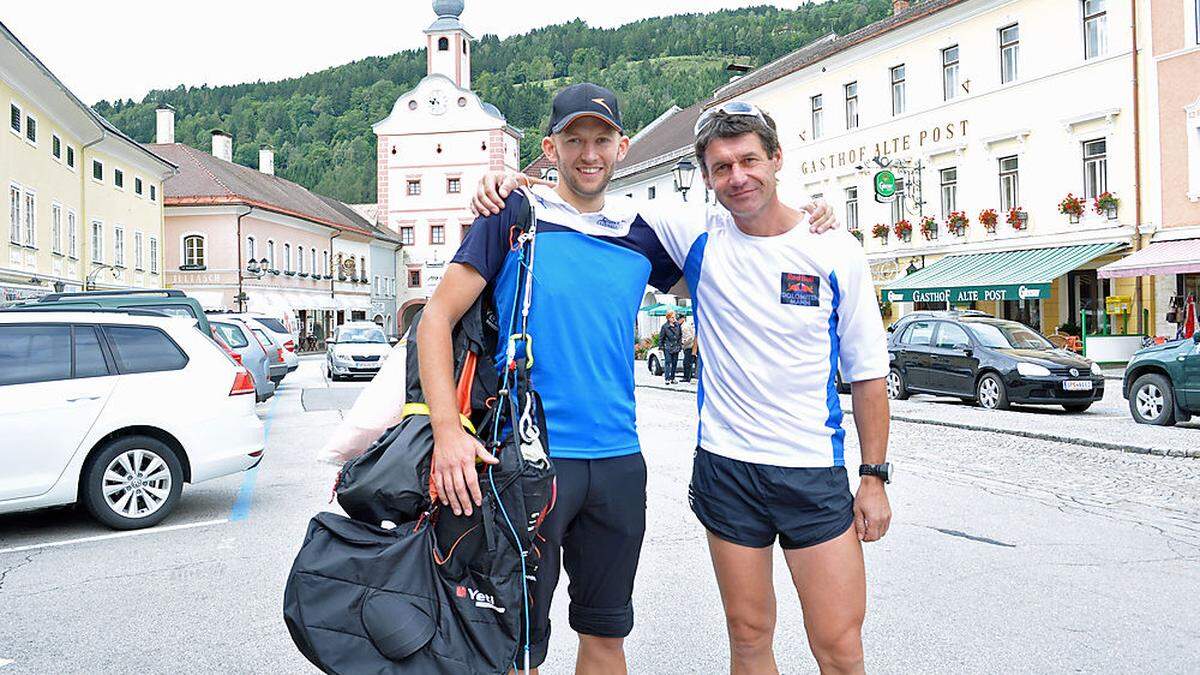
[1,356,1197,673]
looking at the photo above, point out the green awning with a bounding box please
[882,242,1124,304]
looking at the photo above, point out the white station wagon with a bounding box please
[0,311,266,529]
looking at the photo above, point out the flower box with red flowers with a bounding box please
[892,219,913,242]
[947,211,970,236]
[978,209,998,234]
[919,216,938,241]
[1094,192,1119,219]
[871,223,890,243]
[1007,207,1029,230]
[1058,194,1085,223]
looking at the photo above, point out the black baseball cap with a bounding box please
[548,83,623,135]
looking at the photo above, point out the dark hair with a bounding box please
[694,109,781,173]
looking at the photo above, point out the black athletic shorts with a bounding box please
[528,452,647,667]
[689,447,854,550]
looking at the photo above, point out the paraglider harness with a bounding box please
[284,188,555,674]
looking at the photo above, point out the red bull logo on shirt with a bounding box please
[781,273,821,307]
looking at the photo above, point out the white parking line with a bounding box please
[0,659,14,667]
[0,518,228,556]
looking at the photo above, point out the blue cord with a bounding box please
[490,463,531,671]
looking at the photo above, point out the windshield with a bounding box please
[967,322,1052,350]
[338,327,386,344]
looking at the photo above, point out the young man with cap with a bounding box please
[422,83,838,673]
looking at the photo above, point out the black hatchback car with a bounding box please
[887,312,1105,412]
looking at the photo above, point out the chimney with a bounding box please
[155,104,175,144]
[211,129,233,163]
[893,0,911,14]
[259,144,275,175]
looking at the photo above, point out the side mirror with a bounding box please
[389,337,399,346]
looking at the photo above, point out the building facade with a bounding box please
[1,21,174,305]
[151,114,401,347]
[710,0,1147,340]
[374,0,523,331]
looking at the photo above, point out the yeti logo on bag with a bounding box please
[459,585,505,613]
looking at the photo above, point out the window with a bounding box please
[1083,138,1107,199]
[408,270,422,287]
[902,321,935,346]
[0,325,71,385]
[648,186,656,200]
[8,185,19,244]
[114,169,124,189]
[23,191,35,247]
[90,221,104,263]
[51,204,62,254]
[360,256,367,278]
[67,211,77,259]
[943,45,960,101]
[999,155,1020,212]
[811,95,824,139]
[447,177,461,194]
[149,237,158,274]
[297,246,305,274]
[114,227,125,267]
[284,243,292,272]
[1000,24,1020,84]
[311,249,318,274]
[438,37,450,51]
[891,178,906,226]
[9,103,19,134]
[845,187,859,232]
[134,232,144,270]
[431,224,446,245]
[24,115,36,143]
[891,65,906,116]
[212,322,250,349]
[134,177,143,195]
[74,326,110,379]
[935,322,972,349]
[246,236,256,262]
[52,134,62,160]
[149,184,156,201]
[940,167,958,218]
[322,250,329,276]
[1196,0,1200,45]
[267,240,276,270]
[183,234,205,268]
[461,223,472,238]
[1083,0,1107,59]
[92,159,104,182]
[407,179,422,196]
[400,226,415,245]
[66,146,75,169]
[103,326,188,374]
[844,82,859,129]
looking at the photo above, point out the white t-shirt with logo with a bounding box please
[642,203,889,468]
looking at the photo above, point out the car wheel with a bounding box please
[1062,403,1092,413]
[976,373,1010,410]
[648,355,661,376]
[886,368,909,400]
[81,435,183,530]
[1130,374,1176,426]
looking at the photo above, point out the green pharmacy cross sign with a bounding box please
[874,170,897,202]
[884,283,1050,304]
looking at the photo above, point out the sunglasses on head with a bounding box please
[694,101,769,136]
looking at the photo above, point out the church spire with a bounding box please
[425,0,473,89]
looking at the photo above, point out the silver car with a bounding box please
[326,322,392,381]
[210,318,275,402]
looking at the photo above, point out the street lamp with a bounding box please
[85,263,120,291]
[673,157,697,201]
[240,258,270,312]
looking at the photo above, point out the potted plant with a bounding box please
[919,215,938,241]
[850,228,864,244]
[978,209,998,234]
[893,219,913,243]
[1094,191,1119,220]
[871,223,890,245]
[1007,207,1028,230]
[1058,193,1085,223]
[947,211,969,236]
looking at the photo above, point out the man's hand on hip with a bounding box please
[853,478,891,542]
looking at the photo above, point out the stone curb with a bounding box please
[635,383,1199,459]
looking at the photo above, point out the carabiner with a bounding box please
[505,333,535,369]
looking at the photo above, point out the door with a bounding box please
[0,324,117,501]
[1181,340,1200,410]
[897,320,937,390]
[929,321,979,395]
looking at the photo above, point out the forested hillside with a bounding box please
[94,1,890,203]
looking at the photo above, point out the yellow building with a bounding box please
[1,21,174,303]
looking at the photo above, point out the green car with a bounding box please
[1123,334,1200,426]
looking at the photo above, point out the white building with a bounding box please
[374,0,523,330]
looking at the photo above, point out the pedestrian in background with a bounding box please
[680,314,696,383]
[660,311,683,384]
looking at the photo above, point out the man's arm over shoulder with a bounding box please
[832,235,889,383]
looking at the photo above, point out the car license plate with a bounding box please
[1062,380,1093,391]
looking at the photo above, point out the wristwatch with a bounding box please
[859,463,892,484]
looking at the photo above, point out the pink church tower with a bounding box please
[374,0,523,330]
